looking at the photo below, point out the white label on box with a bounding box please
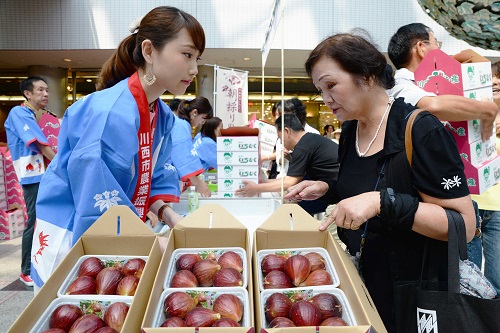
[217,136,259,151]
[457,135,497,167]
[460,62,492,91]
[217,151,259,165]
[218,178,259,192]
[464,155,500,194]
[218,165,260,179]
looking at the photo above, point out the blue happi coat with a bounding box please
[163,116,204,200]
[193,132,217,171]
[31,76,177,287]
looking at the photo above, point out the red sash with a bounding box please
[128,72,157,221]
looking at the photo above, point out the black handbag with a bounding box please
[394,209,500,333]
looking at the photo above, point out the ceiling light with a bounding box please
[86,79,92,82]
[63,58,72,62]
[243,57,251,61]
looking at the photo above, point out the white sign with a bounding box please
[261,0,287,66]
[214,66,248,127]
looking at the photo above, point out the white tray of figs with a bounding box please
[163,247,248,290]
[57,254,148,298]
[257,247,339,291]
[154,287,251,328]
[29,295,133,333]
[260,287,356,328]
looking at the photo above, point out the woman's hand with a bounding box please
[235,180,259,197]
[190,175,211,197]
[285,180,329,202]
[320,191,380,231]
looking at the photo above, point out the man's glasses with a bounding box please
[422,40,442,49]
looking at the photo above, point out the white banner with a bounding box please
[261,0,287,66]
[214,66,248,127]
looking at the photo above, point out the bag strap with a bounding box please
[404,109,424,167]
[445,209,468,294]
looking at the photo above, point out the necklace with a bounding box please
[355,96,394,157]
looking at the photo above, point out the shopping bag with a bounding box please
[394,209,500,333]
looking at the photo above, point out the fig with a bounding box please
[176,253,202,271]
[41,329,67,333]
[289,300,322,327]
[217,251,243,272]
[184,307,221,327]
[269,317,296,328]
[95,328,118,333]
[310,293,342,320]
[66,276,97,295]
[304,252,326,271]
[320,316,349,326]
[164,291,198,319]
[299,269,332,287]
[103,302,129,332]
[78,257,104,279]
[170,270,198,288]
[116,275,139,296]
[213,294,244,322]
[192,259,221,287]
[263,270,293,289]
[212,318,240,327]
[49,303,83,331]
[261,254,287,275]
[69,314,105,333]
[122,258,146,278]
[213,268,243,287]
[265,293,293,323]
[96,267,123,295]
[160,317,187,327]
[285,254,311,286]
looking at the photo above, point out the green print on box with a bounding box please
[224,166,233,175]
[476,142,482,159]
[223,138,233,148]
[223,152,233,161]
[484,166,490,182]
[494,166,500,181]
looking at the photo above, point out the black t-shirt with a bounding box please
[286,132,339,180]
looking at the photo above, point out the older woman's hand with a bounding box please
[319,191,381,231]
[235,180,259,197]
[285,180,329,202]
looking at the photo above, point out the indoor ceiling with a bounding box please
[0,48,312,78]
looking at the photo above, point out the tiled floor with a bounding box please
[0,236,33,332]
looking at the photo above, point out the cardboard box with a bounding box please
[217,151,259,165]
[7,205,161,333]
[217,136,259,152]
[253,120,278,146]
[456,135,498,167]
[414,49,492,95]
[141,204,254,332]
[463,155,500,195]
[218,178,259,192]
[253,204,386,333]
[218,165,260,179]
[0,208,25,240]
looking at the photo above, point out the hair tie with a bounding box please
[128,15,144,33]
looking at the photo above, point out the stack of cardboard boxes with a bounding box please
[216,136,260,197]
[252,120,278,172]
[415,49,500,194]
[0,147,26,240]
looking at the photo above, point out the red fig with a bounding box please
[217,251,243,272]
[78,257,104,279]
[320,316,349,326]
[160,317,187,327]
[304,252,326,271]
[122,258,146,278]
[176,253,202,271]
[213,268,243,287]
[66,276,96,295]
[68,314,105,333]
[170,270,198,288]
[269,317,296,327]
[95,328,118,333]
[96,267,123,295]
[164,291,198,319]
[41,329,67,333]
[103,302,129,332]
[289,300,322,326]
[265,293,293,323]
[263,270,293,289]
[192,259,220,287]
[116,275,139,296]
[285,255,311,286]
[212,318,240,327]
[310,293,342,320]
[213,294,244,322]
[261,254,287,275]
[49,304,83,331]
[299,269,332,287]
[184,307,221,327]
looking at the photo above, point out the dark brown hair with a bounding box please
[200,116,222,141]
[97,6,205,90]
[305,31,394,90]
[177,96,213,123]
[492,61,500,79]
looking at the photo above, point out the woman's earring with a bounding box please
[143,66,156,86]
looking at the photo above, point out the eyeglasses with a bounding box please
[422,39,443,49]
